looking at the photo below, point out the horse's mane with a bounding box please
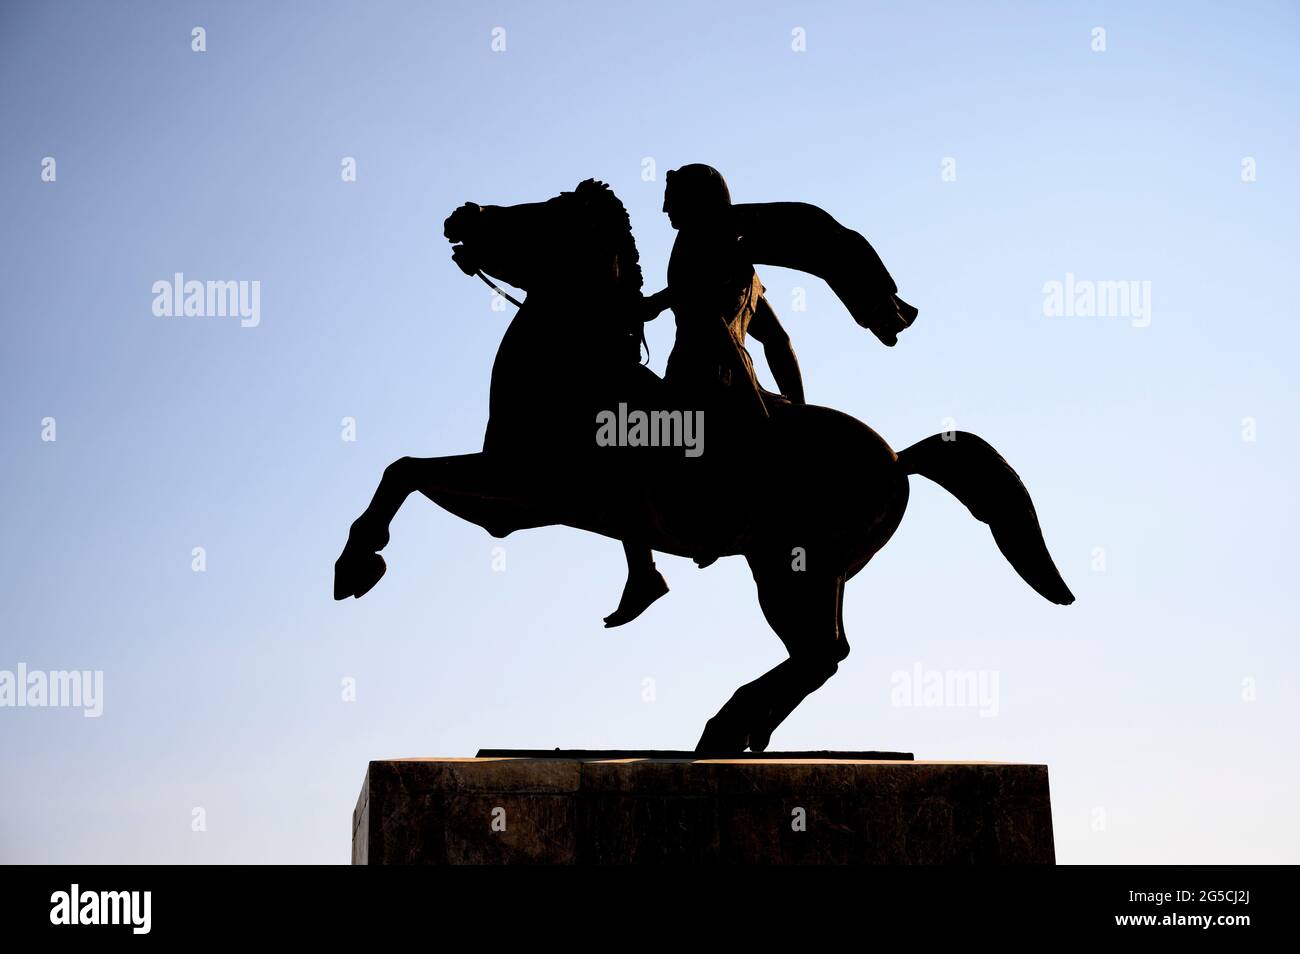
[573,179,643,297]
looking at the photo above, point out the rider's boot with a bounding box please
[603,564,670,628]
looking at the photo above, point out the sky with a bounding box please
[1,0,1297,864]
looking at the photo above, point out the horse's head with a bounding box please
[443,179,643,302]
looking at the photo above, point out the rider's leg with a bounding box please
[602,540,669,628]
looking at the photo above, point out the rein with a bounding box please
[475,268,651,365]
[475,269,524,308]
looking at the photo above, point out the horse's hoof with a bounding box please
[694,717,747,756]
[333,550,386,600]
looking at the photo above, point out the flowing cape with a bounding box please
[732,202,918,346]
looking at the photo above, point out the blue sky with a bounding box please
[1,0,1297,863]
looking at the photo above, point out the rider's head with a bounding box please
[663,164,732,230]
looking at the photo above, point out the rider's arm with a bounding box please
[748,295,805,405]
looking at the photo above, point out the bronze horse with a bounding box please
[334,179,1073,753]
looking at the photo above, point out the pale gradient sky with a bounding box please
[1,0,1297,863]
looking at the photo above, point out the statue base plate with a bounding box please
[353,753,1054,864]
[474,748,914,760]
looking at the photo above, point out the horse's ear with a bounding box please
[575,178,609,197]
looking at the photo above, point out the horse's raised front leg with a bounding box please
[334,453,534,600]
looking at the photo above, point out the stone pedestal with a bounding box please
[352,754,1054,864]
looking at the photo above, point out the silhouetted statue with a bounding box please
[334,174,1073,755]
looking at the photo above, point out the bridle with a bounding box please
[467,199,651,364]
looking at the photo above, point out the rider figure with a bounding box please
[604,164,808,627]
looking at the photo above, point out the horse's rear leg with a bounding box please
[695,558,848,753]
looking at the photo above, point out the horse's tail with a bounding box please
[896,432,1075,606]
